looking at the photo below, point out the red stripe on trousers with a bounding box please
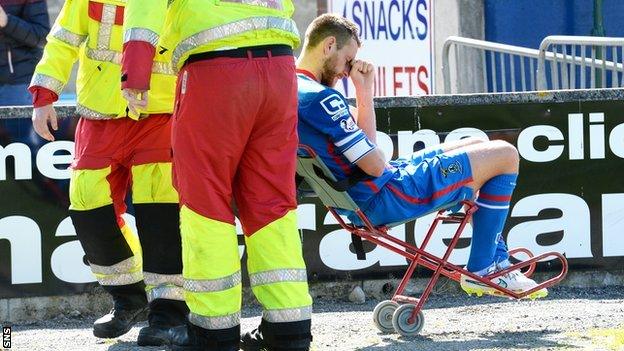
[386,177,473,204]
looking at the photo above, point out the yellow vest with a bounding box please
[30,0,175,120]
[124,0,300,72]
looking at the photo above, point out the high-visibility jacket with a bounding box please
[121,0,300,89]
[29,0,176,119]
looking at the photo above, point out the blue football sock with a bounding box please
[494,232,510,263]
[466,173,517,273]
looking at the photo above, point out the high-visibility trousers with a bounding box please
[172,53,312,342]
[69,114,184,309]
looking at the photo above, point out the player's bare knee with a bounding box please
[493,140,519,172]
[463,136,487,146]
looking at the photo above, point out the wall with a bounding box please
[484,0,624,48]
[433,0,485,94]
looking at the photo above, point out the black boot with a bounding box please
[94,282,148,339]
[241,320,312,351]
[171,322,240,351]
[138,299,189,346]
[93,305,148,338]
[240,327,265,351]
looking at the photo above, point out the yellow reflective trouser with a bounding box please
[181,207,312,330]
[69,163,183,303]
[69,166,143,287]
[132,163,185,303]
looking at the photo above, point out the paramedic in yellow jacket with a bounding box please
[121,1,313,350]
[28,0,187,345]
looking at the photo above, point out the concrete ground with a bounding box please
[6,286,624,351]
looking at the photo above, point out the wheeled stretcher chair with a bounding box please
[296,145,568,337]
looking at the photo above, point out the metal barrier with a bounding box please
[442,36,542,94]
[443,35,624,94]
[537,36,624,90]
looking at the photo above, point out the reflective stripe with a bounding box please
[147,285,185,302]
[98,271,144,286]
[30,73,64,95]
[77,103,151,120]
[86,47,121,63]
[152,61,175,75]
[184,271,241,293]
[220,0,283,10]
[172,16,298,69]
[97,4,116,50]
[263,306,312,323]
[124,28,159,46]
[144,272,184,287]
[50,24,86,47]
[189,311,240,330]
[76,103,117,120]
[249,269,307,287]
[90,256,138,275]
[85,47,175,75]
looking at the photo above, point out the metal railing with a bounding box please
[443,35,624,94]
[537,36,624,90]
[442,36,542,94]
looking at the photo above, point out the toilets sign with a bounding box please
[326,0,434,97]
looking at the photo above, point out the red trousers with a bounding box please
[172,55,298,235]
[73,115,173,220]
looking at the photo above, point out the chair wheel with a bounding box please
[372,300,398,333]
[391,304,425,337]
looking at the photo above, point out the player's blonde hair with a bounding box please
[304,14,361,50]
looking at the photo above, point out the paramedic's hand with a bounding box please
[349,59,375,92]
[122,88,148,116]
[32,104,58,142]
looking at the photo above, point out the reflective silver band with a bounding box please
[152,61,175,75]
[29,73,64,95]
[147,285,185,302]
[189,312,240,330]
[249,269,307,287]
[97,271,144,286]
[144,272,184,287]
[50,25,86,47]
[90,256,138,275]
[220,0,284,10]
[184,271,241,293]
[124,28,159,46]
[263,306,312,323]
[85,47,175,75]
[76,103,118,120]
[172,16,298,68]
[97,4,116,50]
[86,47,121,64]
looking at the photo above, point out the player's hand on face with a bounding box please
[349,59,375,92]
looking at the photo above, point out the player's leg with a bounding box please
[402,136,485,165]
[452,140,546,298]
